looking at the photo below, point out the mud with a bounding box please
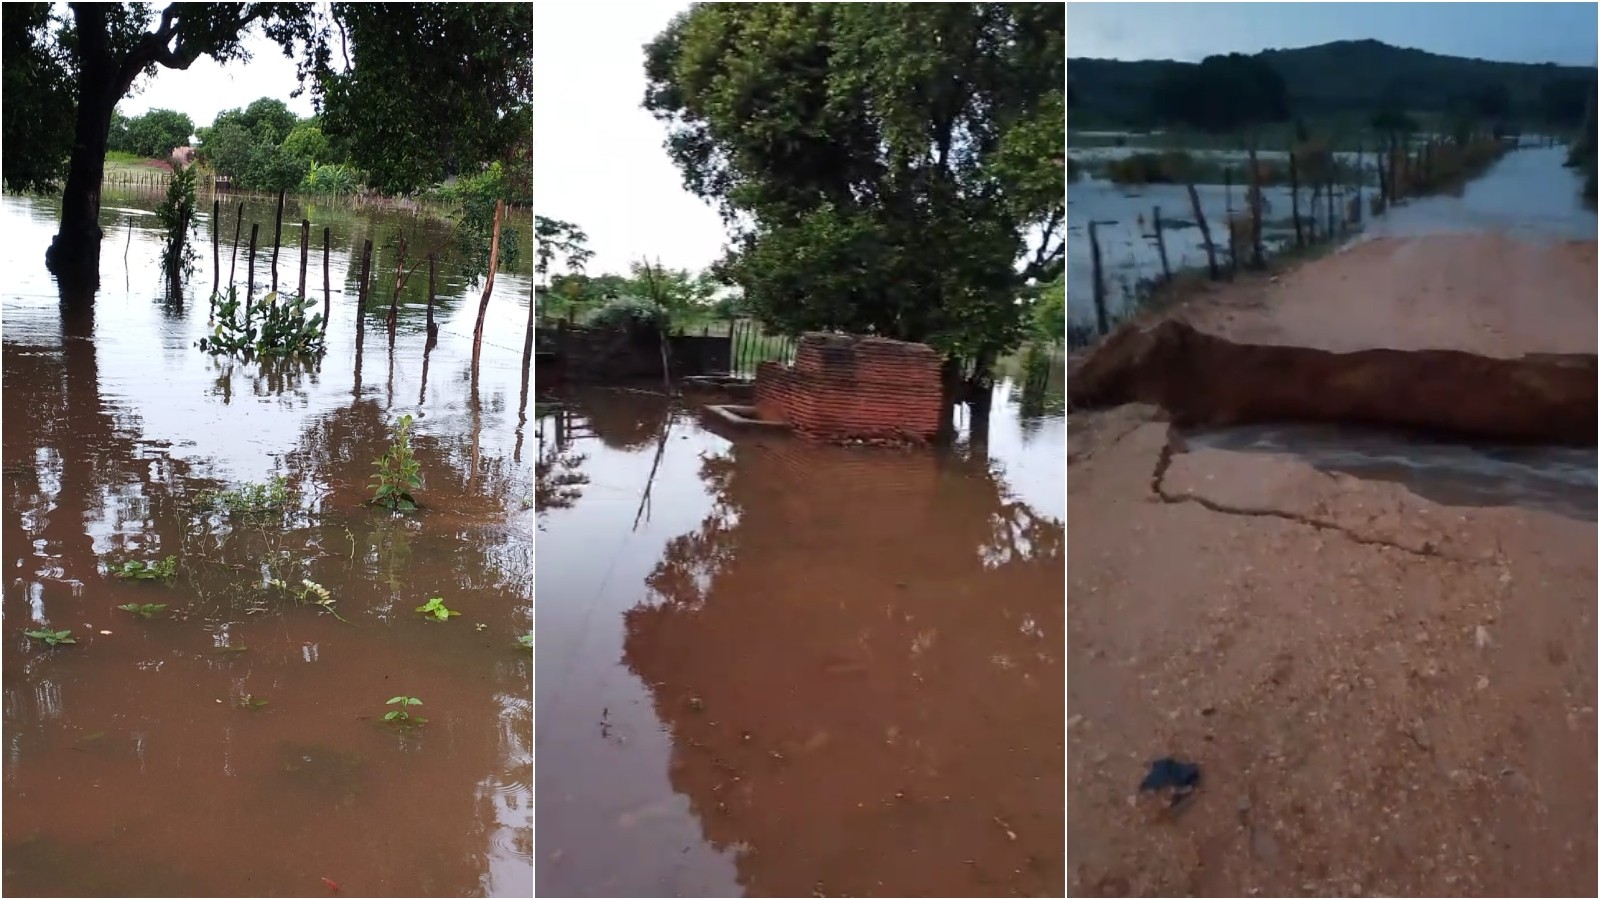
[1067,211,1597,894]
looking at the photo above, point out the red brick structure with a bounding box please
[754,333,945,441]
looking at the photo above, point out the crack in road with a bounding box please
[1149,434,1472,562]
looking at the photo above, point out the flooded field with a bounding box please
[1065,142,1591,326]
[1,190,533,896]
[535,382,1065,896]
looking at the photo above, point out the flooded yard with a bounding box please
[1,190,533,896]
[534,382,1065,896]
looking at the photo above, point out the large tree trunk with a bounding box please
[46,6,120,303]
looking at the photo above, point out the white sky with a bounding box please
[119,30,314,132]
[531,1,727,278]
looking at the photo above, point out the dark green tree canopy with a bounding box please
[3,4,77,192]
[123,107,193,157]
[643,2,1063,358]
[306,2,532,195]
[1151,52,1290,133]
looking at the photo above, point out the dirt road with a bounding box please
[1067,232,1598,896]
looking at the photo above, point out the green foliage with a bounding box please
[1071,40,1593,130]
[517,633,533,650]
[117,602,168,619]
[2,3,75,192]
[310,3,532,195]
[414,596,460,622]
[234,98,298,146]
[155,161,198,283]
[1152,53,1289,133]
[1030,277,1064,345]
[370,414,422,511]
[195,476,296,516]
[535,216,595,278]
[109,556,177,581]
[435,162,521,286]
[199,288,327,358]
[643,3,1063,360]
[280,123,330,164]
[243,143,309,193]
[239,693,270,710]
[24,628,75,646]
[125,108,194,158]
[585,296,668,331]
[383,695,427,724]
[269,577,349,624]
[301,163,360,196]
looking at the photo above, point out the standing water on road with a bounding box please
[2,190,533,896]
[535,380,1065,897]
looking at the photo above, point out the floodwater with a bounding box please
[1,190,533,896]
[1066,142,1591,324]
[535,381,1065,896]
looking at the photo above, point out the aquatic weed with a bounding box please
[382,696,427,725]
[116,602,168,619]
[414,596,459,622]
[108,556,177,581]
[199,288,326,359]
[24,628,75,646]
[195,476,296,516]
[370,414,422,511]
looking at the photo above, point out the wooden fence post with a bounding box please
[1247,144,1264,268]
[322,227,331,333]
[245,223,259,310]
[472,201,506,376]
[1152,205,1171,282]
[426,253,438,345]
[1088,220,1109,336]
[297,219,309,299]
[228,201,243,292]
[211,197,220,296]
[270,189,285,293]
[1185,182,1219,280]
[1289,148,1303,248]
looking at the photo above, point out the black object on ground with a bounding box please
[1139,757,1201,807]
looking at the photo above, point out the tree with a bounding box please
[280,120,329,164]
[4,2,315,299]
[2,3,76,192]
[195,118,254,177]
[1540,75,1595,128]
[124,107,193,157]
[308,3,532,194]
[1151,52,1290,133]
[234,96,296,144]
[643,2,1063,399]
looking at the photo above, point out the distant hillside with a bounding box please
[1068,39,1594,128]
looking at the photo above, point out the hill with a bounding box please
[1068,39,1594,128]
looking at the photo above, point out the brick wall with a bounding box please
[754,333,945,441]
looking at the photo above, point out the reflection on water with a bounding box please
[535,384,1065,896]
[2,191,531,896]
[1184,423,1598,522]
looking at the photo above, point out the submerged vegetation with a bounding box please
[199,289,327,359]
[383,695,427,725]
[371,414,423,512]
[24,628,75,647]
[195,476,296,516]
[108,556,178,581]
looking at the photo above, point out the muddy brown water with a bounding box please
[535,381,1065,896]
[2,191,532,896]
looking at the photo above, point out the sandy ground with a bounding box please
[1067,233,1598,896]
[1166,234,1597,356]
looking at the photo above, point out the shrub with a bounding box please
[584,296,667,331]
[199,288,326,358]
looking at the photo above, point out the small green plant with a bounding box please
[117,602,168,619]
[239,693,270,710]
[414,596,459,622]
[370,414,422,511]
[108,556,177,581]
[199,288,326,358]
[517,633,533,650]
[195,477,295,516]
[383,696,427,725]
[25,628,76,646]
[269,578,352,624]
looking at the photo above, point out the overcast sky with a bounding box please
[119,30,313,132]
[532,0,726,278]
[1068,2,1599,65]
